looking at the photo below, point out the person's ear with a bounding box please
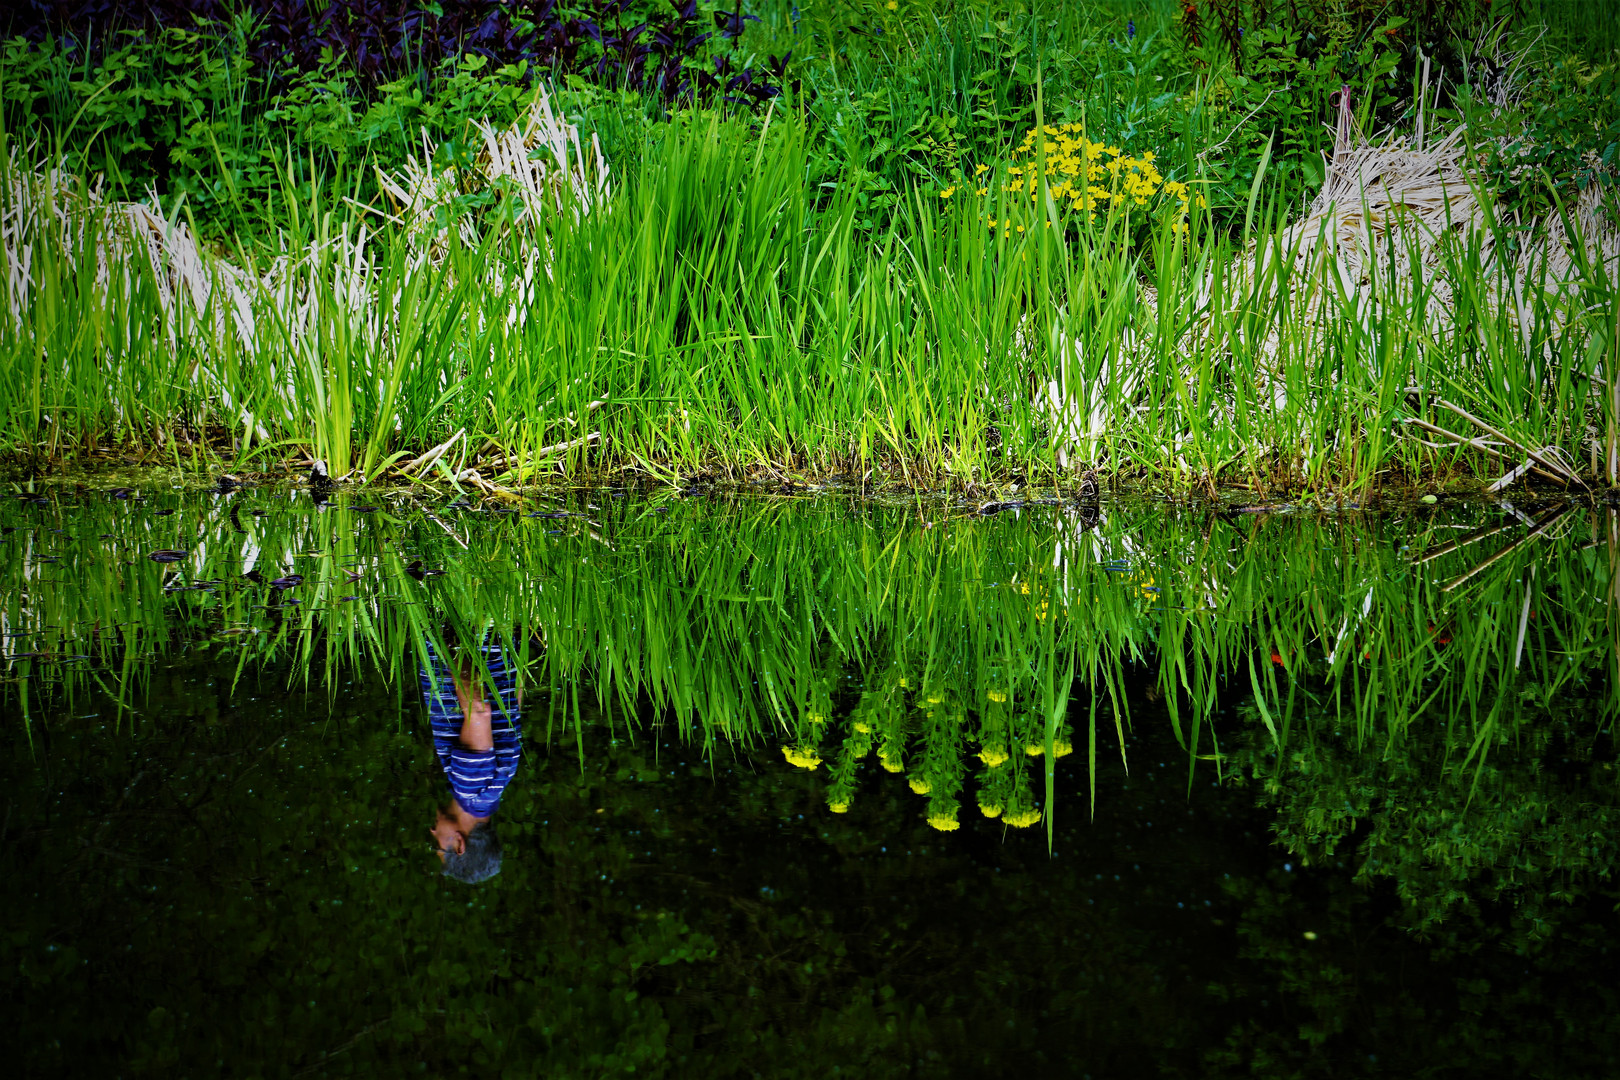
[452,832,467,855]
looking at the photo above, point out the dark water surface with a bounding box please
[3,485,1619,1078]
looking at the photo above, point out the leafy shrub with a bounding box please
[1,1,790,238]
[1464,54,1620,218]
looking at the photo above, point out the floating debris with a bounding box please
[148,549,189,563]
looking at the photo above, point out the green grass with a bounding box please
[2,103,1615,494]
[1,0,1617,492]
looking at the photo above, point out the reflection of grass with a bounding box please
[2,492,1615,835]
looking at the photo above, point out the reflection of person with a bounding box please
[420,631,521,883]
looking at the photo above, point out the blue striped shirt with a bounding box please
[419,641,522,817]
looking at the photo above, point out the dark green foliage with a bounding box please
[0,1,790,237]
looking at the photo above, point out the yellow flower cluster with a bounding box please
[1024,739,1074,758]
[828,800,850,813]
[928,814,961,832]
[978,800,1004,818]
[977,744,1010,767]
[908,776,931,795]
[1004,807,1043,828]
[783,745,822,770]
[942,123,1204,235]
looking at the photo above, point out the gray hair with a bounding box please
[442,821,502,884]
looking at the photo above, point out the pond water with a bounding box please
[3,485,1619,1077]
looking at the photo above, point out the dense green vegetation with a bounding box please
[1,1,1618,489]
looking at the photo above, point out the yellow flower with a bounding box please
[854,720,872,734]
[977,744,1010,767]
[783,746,822,770]
[885,0,897,8]
[909,776,931,795]
[974,163,989,176]
[1024,742,1045,756]
[928,814,961,831]
[939,185,956,199]
[828,801,850,813]
[880,756,903,773]
[987,690,1008,703]
[979,801,1004,818]
[1005,807,1042,828]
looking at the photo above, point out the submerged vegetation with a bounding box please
[0,1,1617,492]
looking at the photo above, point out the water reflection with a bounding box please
[1,488,1618,1074]
[420,628,524,882]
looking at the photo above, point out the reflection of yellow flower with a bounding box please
[1005,807,1042,828]
[880,756,903,773]
[828,801,850,813]
[979,801,1003,818]
[909,777,931,795]
[977,744,1009,767]
[885,0,897,8]
[987,690,1007,703]
[928,814,960,831]
[1023,739,1074,757]
[1024,742,1044,756]
[854,720,871,733]
[783,746,822,770]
